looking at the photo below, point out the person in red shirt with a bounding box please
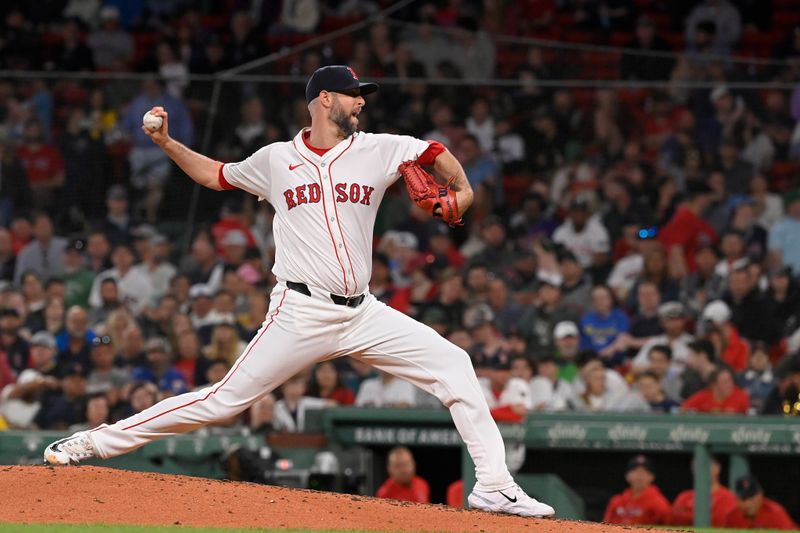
[682,367,750,414]
[658,181,717,273]
[701,300,749,372]
[306,360,355,406]
[16,120,64,208]
[375,446,430,503]
[446,479,464,508]
[725,475,798,530]
[671,457,738,526]
[604,454,671,525]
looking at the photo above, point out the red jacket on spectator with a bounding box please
[376,476,430,503]
[658,206,716,273]
[670,486,738,526]
[682,387,750,414]
[324,386,355,406]
[604,485,671,525]
[724,498,797,530]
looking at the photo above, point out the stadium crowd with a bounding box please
[3,0,800,438]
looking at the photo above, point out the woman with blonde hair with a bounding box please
[203,320,246,366]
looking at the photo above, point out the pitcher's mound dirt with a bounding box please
[0,466,676,532]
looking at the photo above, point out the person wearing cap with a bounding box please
[464,303,510,371]
[552,197,611,271]
[46,65,556,519]
[88,5,133,70]
[632,301,694,373]
[768,188,800,276]
[0,331,60,428]
[188,284,216,330]
[34,361,87,430]
[211,199,256,257]
[89,244,152,317]
[658,181,717,274]
[62,239,93,309]
[553,321,581,382]
[131,337,187,397]
[220,229,249,269]
[670,456,738,527]
[603,455,671,525]
[700,299,749,372]
[518,270,579,355]
[682,366,750,414]
[724,475,797,529]
[87,335,129,405]
[102,185,134,247]
[559,251,593,315]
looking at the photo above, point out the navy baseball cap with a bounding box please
[305,65,379,103]
[735,475,763,499]
[627,454,654,474]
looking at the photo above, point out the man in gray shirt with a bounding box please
[14,212,66,285]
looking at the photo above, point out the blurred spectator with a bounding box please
[307,361,355,406]
[643,344,683,402]
[86,231,111,275]
[56,305,94,375]
[203,320,246,366]
[70,392,110,431]
[621,16,675,82]
[670,456,738,527]
[466,217,515,273]
[34,362,86,429]
[477,354,532,422]
[14,212,67,286]
[659,182,717,274]
[603,455,671,525]
[355,370,417,408]
[762,266,800,343]
[0,141,30,227]
[700,300,749,372]
[768,190,800,274]
[559,252,593,315]
[376,446,430,503]
[682,366,750,413]
[552,321,580,382]
[685,0,742,54]
[228,11,267,66]
[518,271,578,355]
[724,475,798,529]
[632,302,694,372]
[62,240,93,309]
[0,308,29,374]
[553,198,611,272]
[680,339,720,399]
[88,278,121,326]
[173,330,207,389]
[273,372,330,432]
[580,285,630,367]
[132,234,176,304]
[87,335,128,402]
[0,331,60,428]
[120,77,193,222]
[101,186,135,247]
[88,6,133,70]
[89,244,151,316]
[528,355,570,411]
[751,175,783,229]
[131,336,187,396]
[569,361,648,412]
[737,342,775,412]
[723,267,766,342]
[56,19,94,72]
[636,371,679,413]
[17,119,64,209]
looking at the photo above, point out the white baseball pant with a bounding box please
[89,280,516,492]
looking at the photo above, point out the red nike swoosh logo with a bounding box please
[289,163,304,171]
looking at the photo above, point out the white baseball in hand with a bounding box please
[142,111,163,131]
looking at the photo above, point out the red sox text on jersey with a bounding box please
[283,182,375,210]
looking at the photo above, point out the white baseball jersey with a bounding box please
[220,129,429,296]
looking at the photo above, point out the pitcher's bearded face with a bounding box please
[330,92,363,137]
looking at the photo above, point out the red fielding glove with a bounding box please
[398,160,462,226]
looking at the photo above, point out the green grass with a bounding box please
[0,526,389,533]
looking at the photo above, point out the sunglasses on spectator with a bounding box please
[92,335,113,346]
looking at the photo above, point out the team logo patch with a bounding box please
[347,67,359,80]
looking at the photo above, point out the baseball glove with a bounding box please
[398,160,462,226]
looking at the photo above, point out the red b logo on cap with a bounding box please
[347,67,359,80]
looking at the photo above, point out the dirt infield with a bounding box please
[0,466,677,532]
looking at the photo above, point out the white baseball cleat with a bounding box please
[468,484,556,518]
[43,431,96,465]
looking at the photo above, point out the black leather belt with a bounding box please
[287,281,366,308]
